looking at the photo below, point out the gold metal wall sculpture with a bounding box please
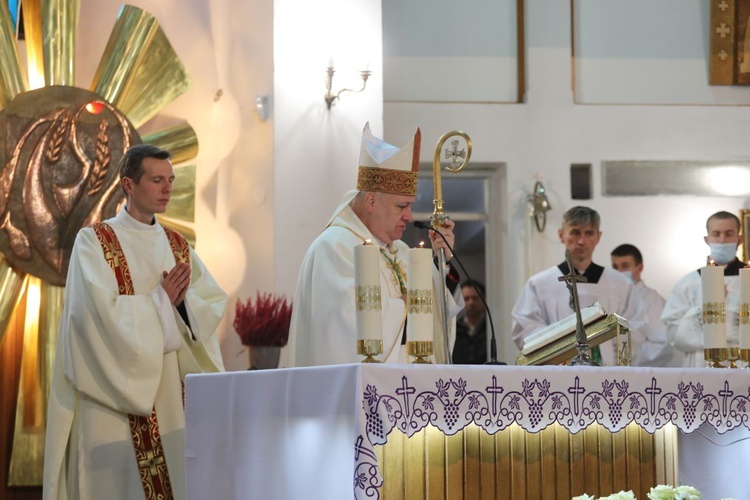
[0,0,199,487]
[0,87,136,285]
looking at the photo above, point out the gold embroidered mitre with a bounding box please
[356,122,421,196]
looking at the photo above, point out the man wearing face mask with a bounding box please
[611,244,673,366]
[660,218,750,500]
[661,211,744,368]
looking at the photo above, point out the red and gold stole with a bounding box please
[91,222,190,500]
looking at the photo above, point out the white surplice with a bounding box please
[283,191,462,367]
[511,263,648,366]
[662,268,741,368]
[43,208,227,500]
[632,280,673,367]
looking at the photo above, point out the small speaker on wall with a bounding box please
[570,163,592,200]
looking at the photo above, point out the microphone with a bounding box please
[413,221,505,365]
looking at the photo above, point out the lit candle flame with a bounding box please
[364,239,372,245]
[419,241,425,248]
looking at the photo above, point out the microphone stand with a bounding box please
[414,221,505,365]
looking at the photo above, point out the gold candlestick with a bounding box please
[727,347,740,369]
[739,348,750,368]
[407,340,433,364]
[357,339,383,363]
[704,347,728,368]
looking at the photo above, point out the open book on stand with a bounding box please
[517,302,632,366]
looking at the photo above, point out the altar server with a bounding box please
[661,211,750,499]
[611,243,673,366]
[662,210,744,367]
[511,206,648,366]
[284,123,462,366]
[43,145,227,500]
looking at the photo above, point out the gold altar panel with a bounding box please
[375,423,673,499]
[404,428,425,498]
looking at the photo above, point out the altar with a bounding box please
[184,364,750,499]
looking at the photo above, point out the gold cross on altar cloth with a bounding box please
[138,449,165,477]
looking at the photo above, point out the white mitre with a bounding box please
[326,123,421,225]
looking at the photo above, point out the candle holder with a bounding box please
[726,347,740,368]
[407,340,433,364]
[739,348,750,368]
[704,347,728,368]
[357,339,383,363]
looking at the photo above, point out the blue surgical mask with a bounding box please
[709,242,738,264]
[620,270,635,284]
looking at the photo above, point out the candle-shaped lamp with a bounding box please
[740,268,750,350]
[406,246,434,347]
[354,241,382,361]
[701,263,727,350]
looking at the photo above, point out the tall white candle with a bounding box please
[701,264,727,349]
[740,268,750,349]
[406,247,434,342]
[354,243,382,341]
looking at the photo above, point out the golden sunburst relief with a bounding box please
[0,0,199,485]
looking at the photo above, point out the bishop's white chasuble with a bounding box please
[284,193,462,367]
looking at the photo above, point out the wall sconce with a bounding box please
[324,64,371,110]
[527,180,552,232]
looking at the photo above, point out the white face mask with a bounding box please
[708,242,737,264]
[620,270,635,284]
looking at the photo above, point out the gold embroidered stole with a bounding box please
[91,222,190,500]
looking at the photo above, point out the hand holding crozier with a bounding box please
[428,219,455,259]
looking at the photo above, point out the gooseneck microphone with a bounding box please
[413,221,505,365]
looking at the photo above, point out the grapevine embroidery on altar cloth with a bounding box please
[352,371,750,499]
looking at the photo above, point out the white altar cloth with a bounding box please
[184,364,750,499]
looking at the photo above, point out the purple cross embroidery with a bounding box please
[354,434,376,462]
[646,377,662,410]
[486,375,504,415]
[719,380,734,415]
[568,376,585,414]
[396,376,415,417]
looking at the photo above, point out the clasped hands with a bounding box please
[428,219,456,261]
[161,262,190,306]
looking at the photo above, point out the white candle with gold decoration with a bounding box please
[701,264,727,349]
[406,247,434,342]
[740,268,750,349]
[354,242,382,341]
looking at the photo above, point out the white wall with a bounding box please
[385,0,750,363]
[273,0,383,297]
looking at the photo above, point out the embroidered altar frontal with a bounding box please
[185,365,750,500]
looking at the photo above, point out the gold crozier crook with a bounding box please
[430,131,472,364]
